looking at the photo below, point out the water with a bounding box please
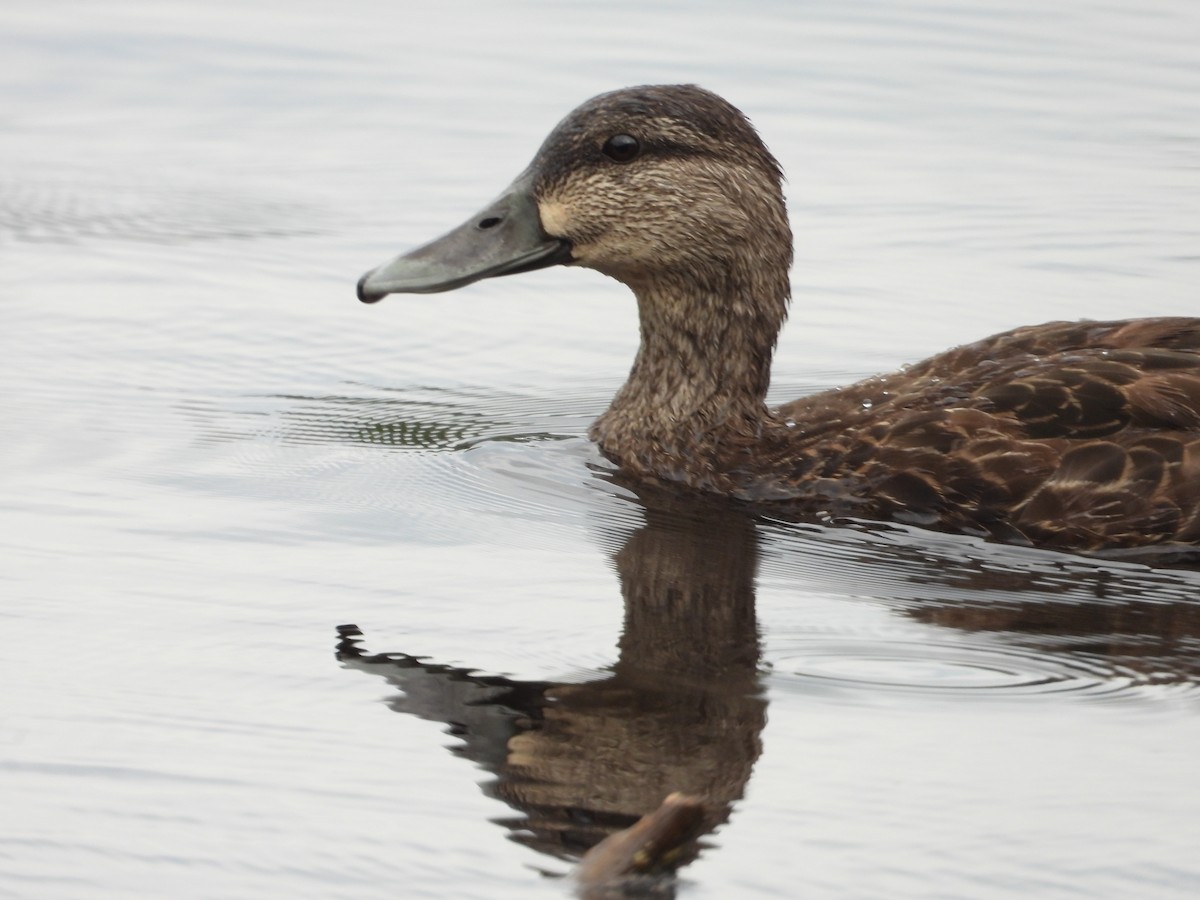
[3,1,1200,897]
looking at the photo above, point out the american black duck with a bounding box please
[357,85,1200,554]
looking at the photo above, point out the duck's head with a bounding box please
[357,85,791,305]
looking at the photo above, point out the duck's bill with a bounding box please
[356,175,572,303]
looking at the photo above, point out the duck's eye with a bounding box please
[601,134,641,163]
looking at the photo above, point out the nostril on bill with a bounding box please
[478,216,502,229]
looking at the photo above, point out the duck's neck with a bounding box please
[590,264,789,486]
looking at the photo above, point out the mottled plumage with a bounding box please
[766,317,1200,549]
[357,85,1200,555]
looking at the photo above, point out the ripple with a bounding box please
[758,513,1200,601]
[772,636,1190,703]
[0,168,326,245]
[185,383,602,451]
[161,379,638,548]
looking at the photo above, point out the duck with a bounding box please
[357,84,1200,555]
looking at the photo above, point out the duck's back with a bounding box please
[771,317,1200,550]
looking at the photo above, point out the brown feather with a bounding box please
[362,85,1200,556]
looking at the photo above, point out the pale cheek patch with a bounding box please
[538,199,572,238]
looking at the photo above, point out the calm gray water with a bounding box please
[4,1,1200,897]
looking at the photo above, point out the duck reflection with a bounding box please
[895,556,1200,685]
[337,485,767,886]
[337,482,1200,892]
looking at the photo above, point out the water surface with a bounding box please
[3,1,1200,898]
